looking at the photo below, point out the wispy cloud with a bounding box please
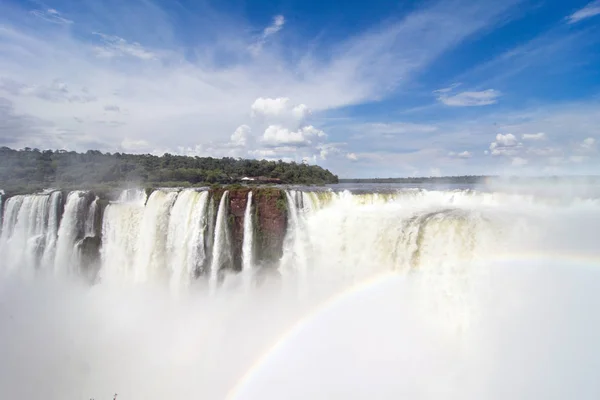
[249,15,285,55]
[522,132,546,141]
[0,0,522,161]
[436,88,501,107]
[567,1,600,24]
[30,8,73,25]
[92,32,157,60]
[448,150,472,159]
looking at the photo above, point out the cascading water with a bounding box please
[0,194,50,274]
[101,190,178,283]
[242,191,254,288]
[166,190,209,290]
[210,191,232,292]
[280,190,309,286]
[40,191,63,268]
[84,197,99,238]
[54,191,88,276]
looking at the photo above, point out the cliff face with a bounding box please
[211,187,287,272]
[254,189,287,267]
[227,188,251,272]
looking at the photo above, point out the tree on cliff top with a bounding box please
[0,147,338,194]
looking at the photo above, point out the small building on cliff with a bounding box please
[240,176,282,184]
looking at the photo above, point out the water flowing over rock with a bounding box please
[2,185,593,291]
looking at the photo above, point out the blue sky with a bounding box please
[0,0,599,177]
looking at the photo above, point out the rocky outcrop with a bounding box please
[226,187,251,272]
[208,186,287,272]
[254,189,287,268]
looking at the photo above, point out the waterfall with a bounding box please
[100,192,146,282]
[41,191,63,268]
[133,190,178,282]
[0,194,50,274]
[54,191,87,276]
[205,195,216,274]
[210,191,231,292]
[242,191,254,287]
[166,190,209,290]
[84,196,99,237]
[101,190,178,283]
[118,188,147,204]
[0,186,583,291]
[279,190,309,283]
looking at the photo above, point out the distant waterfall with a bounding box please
[242,191,254,288]
[54,191,87,275]
[210,191,231,292]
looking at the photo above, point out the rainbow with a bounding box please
[225,251,600,399]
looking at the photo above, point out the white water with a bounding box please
[0,185,600,399]
[242,191,254,288]
[84,197,99,238]
[54,191,87,276]
[210,191,232,292]
[166,190,209,291]
[101,190,178,284]
[0,194,50,274]
[41,191,63,269]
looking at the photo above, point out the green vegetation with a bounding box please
[276,196,288,212]
[0,147,339,195]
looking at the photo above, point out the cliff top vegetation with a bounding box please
[0,147,338,195]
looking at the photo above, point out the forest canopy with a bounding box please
[0,147,338,194]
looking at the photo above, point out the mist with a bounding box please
[1,183,600,399]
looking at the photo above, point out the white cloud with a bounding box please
[264,15,285,37]
[0,0,531,173]
[261,125,325,147]
[448,150,472,159]
[346,152,358,161]
[231,125,251,147]
[579,137,596,151]
[250,97,310,125]
[522,132,546,141]
[567,1,600,24]
[432,83,462,94]
[317,143,344,160]
[437,89,501,107]
[249,15,286,55]
[30,8,73,25]
[489,133,521,156]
